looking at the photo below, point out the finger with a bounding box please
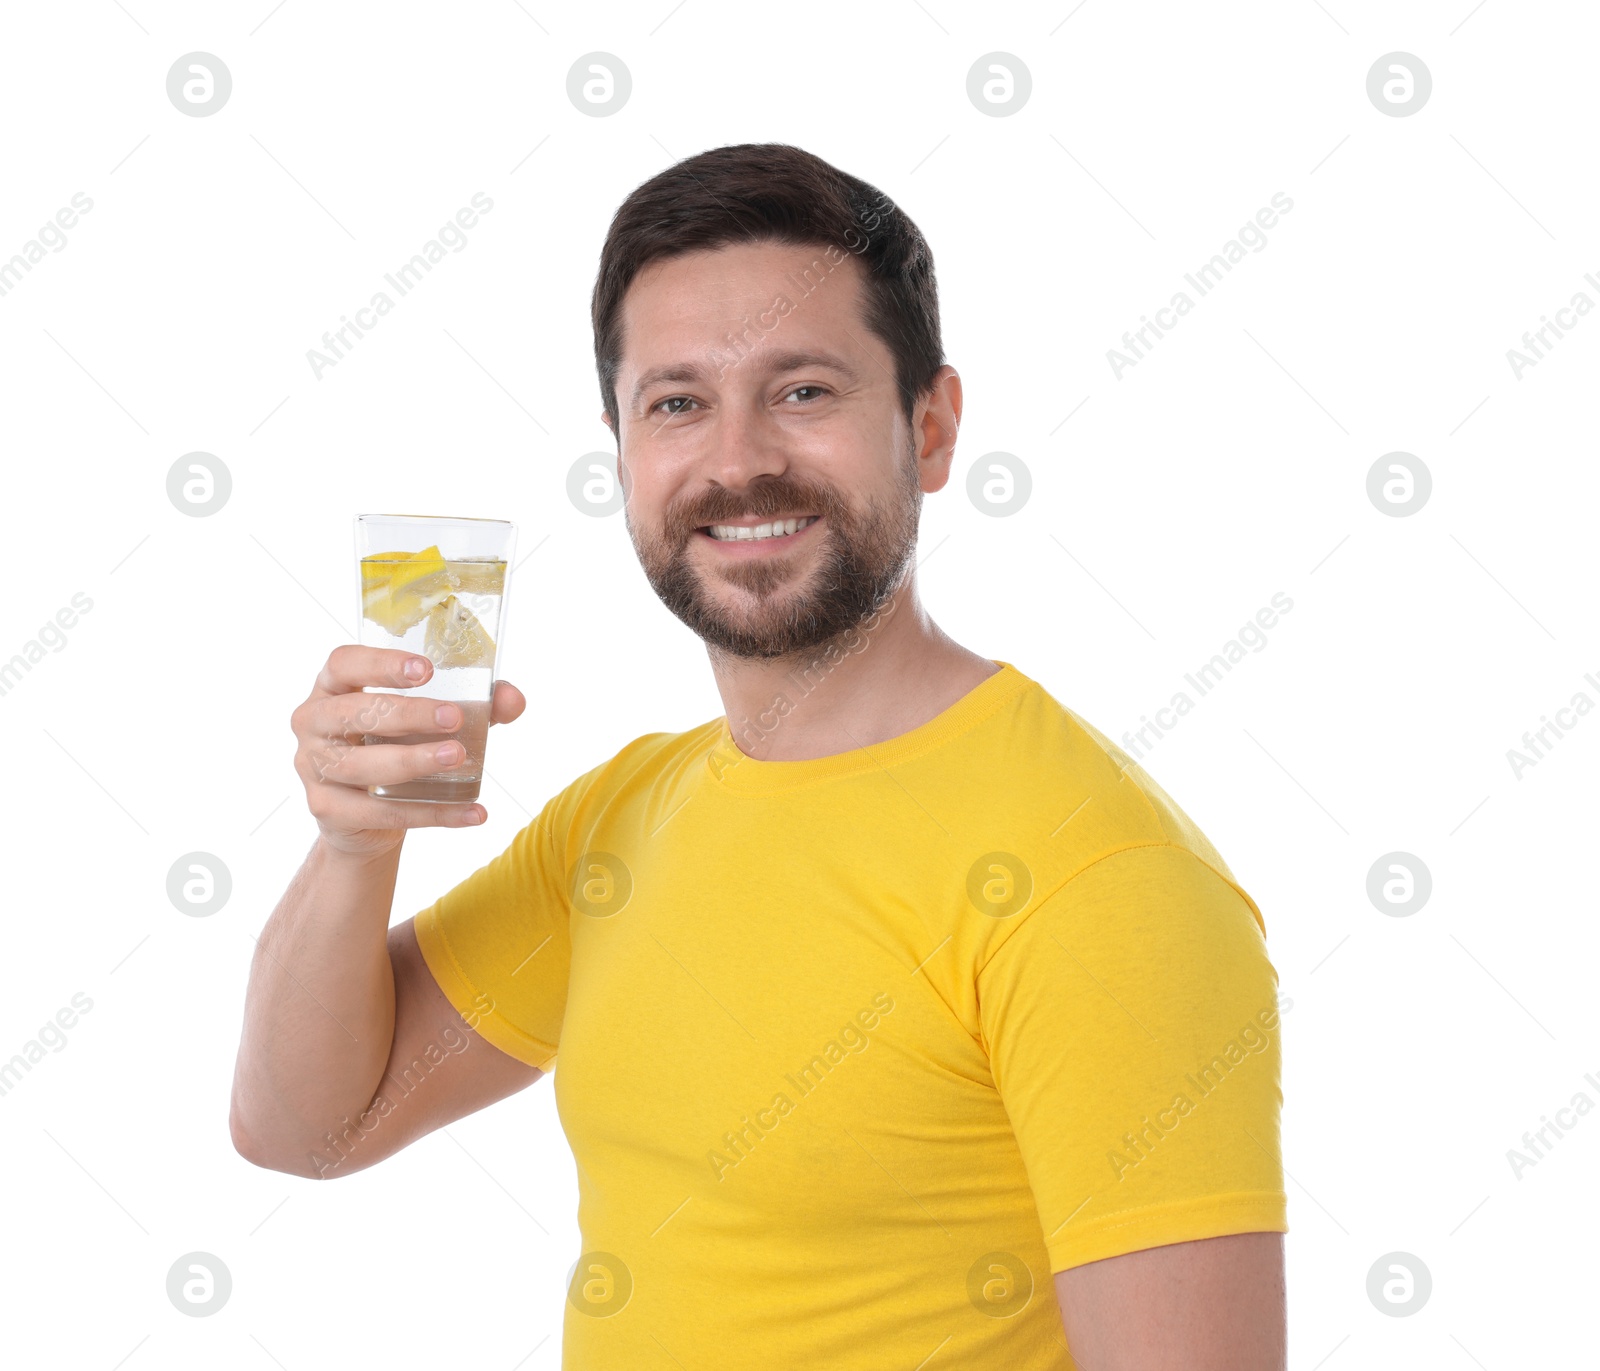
[311,644,432,700]
[489,680,526,726]
[302,735,471,789]
[299,690,465,742]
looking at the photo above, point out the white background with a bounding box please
[1,1,1594,1367]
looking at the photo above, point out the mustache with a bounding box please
[668,480,844,534]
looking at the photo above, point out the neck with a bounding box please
[707,578,999,763]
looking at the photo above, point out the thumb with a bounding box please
[489,679,527,726]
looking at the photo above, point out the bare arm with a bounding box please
[229,645,537,1177]
[1053,1232,1286,1371]
[228,837,405,1173]
[234,905,545,1179]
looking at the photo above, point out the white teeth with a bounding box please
[707,515,817,542]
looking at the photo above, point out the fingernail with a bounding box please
[465,807,484,824]
[436,742,462,765]
[404,657,426,680]
[435,704,460,728]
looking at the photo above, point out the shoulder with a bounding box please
[992,666,1264,936]
[540,716,724,840]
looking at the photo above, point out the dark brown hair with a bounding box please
[591,142,944,437]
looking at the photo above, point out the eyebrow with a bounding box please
[629,348,861,410]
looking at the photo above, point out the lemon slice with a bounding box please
[423,595,496,668]
[361,545,458,636]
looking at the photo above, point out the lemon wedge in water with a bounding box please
[423,595,495,668]
[361,545,457,636]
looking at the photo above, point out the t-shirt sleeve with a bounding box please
[977,841,1287,1274]
[410,787,576,1072]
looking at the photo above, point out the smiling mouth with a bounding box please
[697,515,820,543]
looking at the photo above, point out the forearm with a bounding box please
[229,837,403,1172]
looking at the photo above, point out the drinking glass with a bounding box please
[353,513,516,803]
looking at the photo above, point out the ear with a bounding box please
[914,366,962,495]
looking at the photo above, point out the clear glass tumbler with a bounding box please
[354,513,517,803]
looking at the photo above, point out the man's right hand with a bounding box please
[290,646,527,859]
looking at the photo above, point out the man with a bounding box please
[231,142,1288,1369]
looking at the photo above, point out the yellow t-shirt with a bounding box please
[413,660,1286,1368]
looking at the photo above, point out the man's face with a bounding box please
[607,240,932,661]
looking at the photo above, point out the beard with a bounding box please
[626,447,921,661]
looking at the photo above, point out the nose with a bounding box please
[704,393,789,496]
